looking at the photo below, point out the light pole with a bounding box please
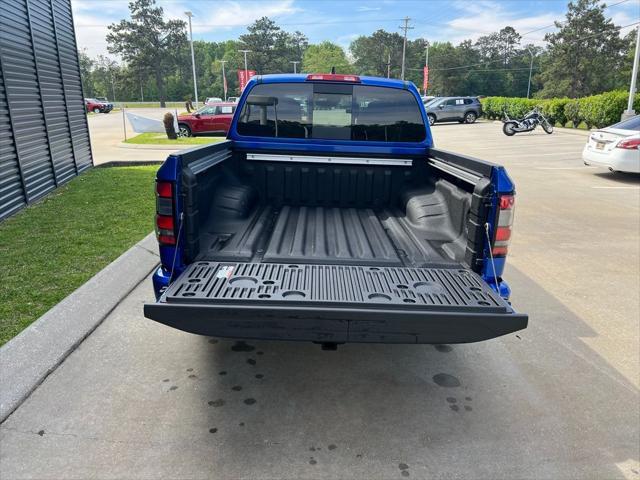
[185,11,198,107]
[290,61,300,73]
[526,46,535,99]
[218,60,227,101]
[239,49,251,90]
[622,26,640,120]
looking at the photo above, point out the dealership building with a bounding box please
[0,0,92,220]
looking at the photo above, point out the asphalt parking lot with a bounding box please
[1,122,638,479]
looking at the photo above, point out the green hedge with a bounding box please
[480,91,640,129]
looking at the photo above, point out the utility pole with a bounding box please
[399,16,413,80]
[218,60,227,101]
[290,61,300,73]
[185,11,199,107]
[622,26,640,120]
[526,46,535,99]
[239,49,251,91]
[387,51,391,78]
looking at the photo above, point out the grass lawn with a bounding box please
[124,132,226,145]
[0,165,158,346]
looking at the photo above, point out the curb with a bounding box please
[118,142,185,151]
[0,233,159,423]
[96,160,164,168]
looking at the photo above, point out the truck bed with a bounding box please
[199,204,463,268]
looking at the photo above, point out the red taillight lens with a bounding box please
[155,181,176,246]
[495,226,512,242]
[306,74,361,82]
[156,214,174,231]
[156,181,173,198]
[616,138,640,150]
[492,194,516,257]
[499,195,515,210]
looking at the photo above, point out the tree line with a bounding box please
[79,0,637,106]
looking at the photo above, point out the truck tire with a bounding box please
[93,107,101,114]
[464,111,477,124]
[427,114,436,126]
[503,121,517,136]
[178,123,192,137]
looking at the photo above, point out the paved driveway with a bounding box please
[1,122,638,479]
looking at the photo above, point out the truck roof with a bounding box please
[247,73,414,90]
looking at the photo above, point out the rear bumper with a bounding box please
[582,144,640,173]
[143,302,527,344]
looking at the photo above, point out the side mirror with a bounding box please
[194,113,201,118]
[438,104,445,109]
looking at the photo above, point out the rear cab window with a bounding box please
[236,82,426,142]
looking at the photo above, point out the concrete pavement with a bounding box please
[88,108,185,165]
[1,122,638,479]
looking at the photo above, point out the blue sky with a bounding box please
[72,0,640,58]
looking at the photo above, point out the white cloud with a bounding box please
[413,1,562,46]
[176,0,301,34]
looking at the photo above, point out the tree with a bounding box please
[350,30,404,78]
[537,0,627,98]
[302,42,351,73]
[106,0,188,106]
[78,50,95,97]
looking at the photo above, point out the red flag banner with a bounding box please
[238,69,257,92]
[423,66,429,93]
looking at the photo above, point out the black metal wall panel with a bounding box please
[51,0,92,172]
[0,0,92,220]
[0,63,27,218]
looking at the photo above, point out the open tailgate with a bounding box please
[144,262,527,343]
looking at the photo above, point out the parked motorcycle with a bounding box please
[502,108,554,136]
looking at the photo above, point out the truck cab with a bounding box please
[144,74,527,345]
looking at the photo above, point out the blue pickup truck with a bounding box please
[144,73,527,347]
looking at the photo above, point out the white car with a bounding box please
[205,97,223,104]
[582,115,640,173]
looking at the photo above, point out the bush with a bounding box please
[482,91,640,129]
[541,98,569,126]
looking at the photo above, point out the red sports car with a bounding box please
[177,103,237,137]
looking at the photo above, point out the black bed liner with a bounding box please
[145,262,527,343]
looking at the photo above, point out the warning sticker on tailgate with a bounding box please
[216,265,234,279]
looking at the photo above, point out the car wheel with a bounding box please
[178,124,192,137]
[93,107,101,114]
[427,114,436,126]
[464,111,477,124]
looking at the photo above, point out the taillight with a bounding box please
[306,74,361,82]
[155,181,176,245]
[493,194,515,258]
[616,138,640,150]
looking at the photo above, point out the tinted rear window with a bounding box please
[610,115,640,131]
[236,83,426,142]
